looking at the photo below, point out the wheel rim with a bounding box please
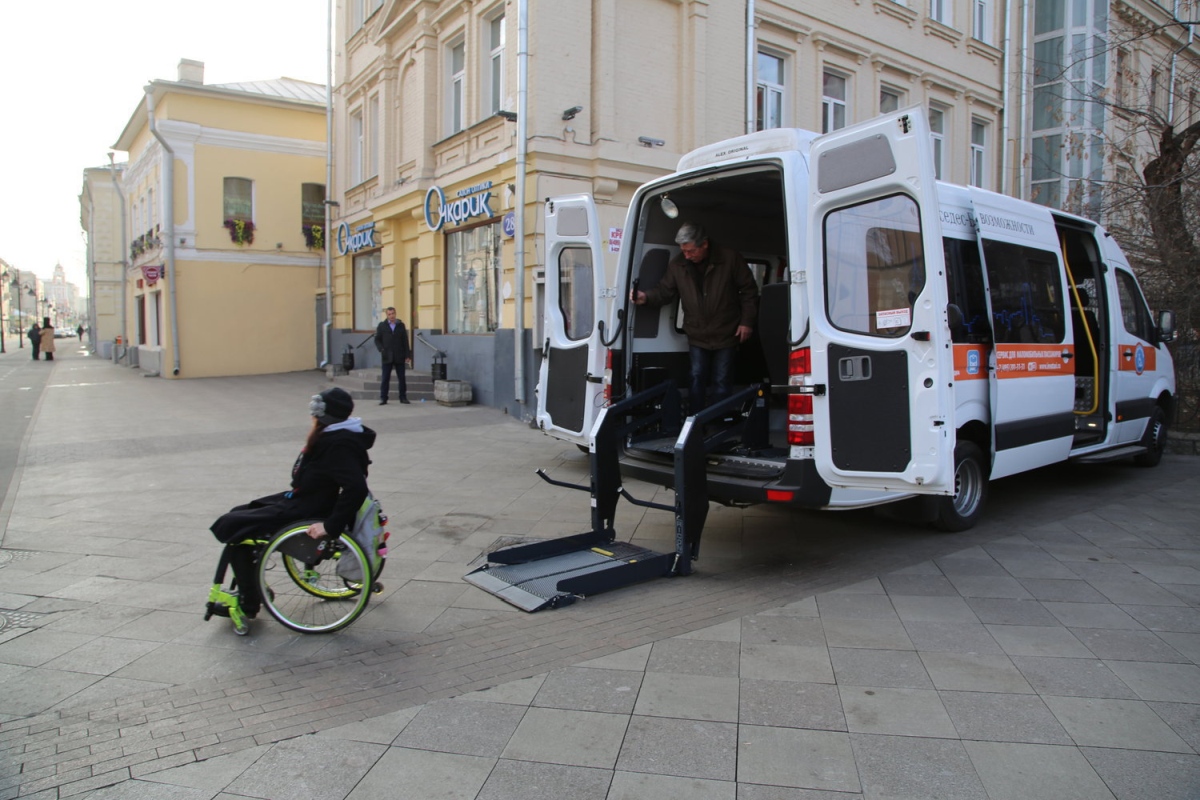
[261,532,370,633]
[953,456,984,518]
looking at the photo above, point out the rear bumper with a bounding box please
[619,451,833,508]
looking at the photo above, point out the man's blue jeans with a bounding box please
[688,345,736,414]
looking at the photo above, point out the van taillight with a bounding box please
[603,350,613,404]
[787,347,814,446]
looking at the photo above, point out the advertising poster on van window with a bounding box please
[993,344,1073,378]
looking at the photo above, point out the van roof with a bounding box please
[677,128,819,172]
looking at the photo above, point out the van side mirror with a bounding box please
[1157,309,1176,344]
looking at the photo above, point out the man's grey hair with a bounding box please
[674,222,707,247]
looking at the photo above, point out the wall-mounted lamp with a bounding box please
[638,136,665,148]
[562,105,583,121]
[495,110,518,122]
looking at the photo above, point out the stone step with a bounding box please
[325,369,438,403]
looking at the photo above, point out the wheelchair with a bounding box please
[205,513,388,635]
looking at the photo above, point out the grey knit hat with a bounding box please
[309,387,354,424]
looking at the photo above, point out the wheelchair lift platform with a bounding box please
[464,383,766,611]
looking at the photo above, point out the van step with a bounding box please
[1070,445,1146,464]
[464,540,675,611]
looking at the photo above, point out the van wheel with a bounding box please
[1132,407,1167,468]
[933,442,988,532]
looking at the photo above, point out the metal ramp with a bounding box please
[464,381,768,611]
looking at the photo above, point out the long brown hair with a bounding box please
[304,418,326,453]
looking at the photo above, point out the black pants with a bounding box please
[219,543,261,616]
[380,361,407,401]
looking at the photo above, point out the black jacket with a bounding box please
[374,319,410,364]
[643,242,759,350]
[211,425,377,544]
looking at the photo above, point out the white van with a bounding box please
[535,107,1176,532]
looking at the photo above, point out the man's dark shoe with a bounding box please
[379,399,388,405]
[400,397,411,404]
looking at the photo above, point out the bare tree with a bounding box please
[1030,7,1200,430]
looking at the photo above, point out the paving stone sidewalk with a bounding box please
[1,347,1199,799]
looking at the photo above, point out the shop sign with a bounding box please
[336,221,377,255]
[141,264,164,285]
[424,181,494,232]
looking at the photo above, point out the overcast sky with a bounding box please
[0,0,330,293]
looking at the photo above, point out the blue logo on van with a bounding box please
[1135,344,1146,375]
[967,349,981,375]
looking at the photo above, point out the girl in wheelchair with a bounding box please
[208,387,377,635]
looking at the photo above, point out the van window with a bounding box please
[1115,269,1153,342]
[981,240,1065,344]
[944,238,990,343]
[824,194,924,338]
[558,246,594,341]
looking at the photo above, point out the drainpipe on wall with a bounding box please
[145,85,181,376]
[514,0,529,408]
[746,0,756,135]
[1017,0,1030,198]
[1000,0,1011,195]
[108,152,129,362]
[320,0,334,369]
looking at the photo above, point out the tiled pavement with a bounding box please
[0,345,1198,799]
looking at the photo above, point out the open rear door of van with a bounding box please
[806,108,955,495]
[536,194,609,445]
[967,188,1075,479]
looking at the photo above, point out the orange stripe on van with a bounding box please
[1116,342,1156,374]
[993,343,1074,379]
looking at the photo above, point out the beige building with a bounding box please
[80,164,127,349]
[327,1,1017,415]
[105,59,328,378]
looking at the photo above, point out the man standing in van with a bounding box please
[632,221,758,413]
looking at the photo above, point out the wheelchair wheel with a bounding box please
[258,523,372,634]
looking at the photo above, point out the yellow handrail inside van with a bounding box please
[1060,238,1100,416]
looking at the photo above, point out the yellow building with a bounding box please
[109,59,328,378]
[80,163,127,351]
[329,1,1013,416]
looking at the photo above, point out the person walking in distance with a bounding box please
[374,307,410,404]
[27,321,41,360]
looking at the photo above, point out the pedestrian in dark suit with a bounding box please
[374,307,410,404]
[27,322,41,360]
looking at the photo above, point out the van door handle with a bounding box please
[1061,350,1073,360]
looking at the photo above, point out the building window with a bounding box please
[485,12,505,115]
[822,71,847,133]
[447,223,501,334]
[756,51,785,131]
[223,177,252,221]
[970,119,987,188]
[880,87,902,114]
[368,94,380,178]
[930,0,950,25]
[353,250,382,330]
[929,106,946,180]
[972,0,989,42]
[350,110,364,185]
[448,39,466,134]
[1115,47,1129,106]
[1031,134,1062,207]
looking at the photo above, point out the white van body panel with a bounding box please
[805,108,956,496]
[536,195,610,445]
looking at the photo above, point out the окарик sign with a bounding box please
[424,181,495,232]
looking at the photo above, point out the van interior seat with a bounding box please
[632,248,672,339]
